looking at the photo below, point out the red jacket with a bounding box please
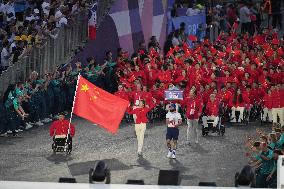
[142,91,154,106]
[271,89,281,108]
[183,96,203,119]
[205,99,220,116]
[263,94,273,109]
[127,105,155,124]
[130,90,143,103]
[49,120,75,137]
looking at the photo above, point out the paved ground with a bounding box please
[0,117,270,186]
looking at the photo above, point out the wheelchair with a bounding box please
[201,115,225,137]
[52,134,72,155]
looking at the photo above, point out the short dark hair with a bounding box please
[235,165,255,187]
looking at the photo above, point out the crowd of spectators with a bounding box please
[170,0,283,41]
[244,125,283,187]
[0,0,89,74]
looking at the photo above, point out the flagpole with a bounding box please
[66,73,81,150]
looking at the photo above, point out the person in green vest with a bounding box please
[5,91,29,136]
[251,142,275,188]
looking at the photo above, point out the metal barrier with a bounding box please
[0,10,88,96]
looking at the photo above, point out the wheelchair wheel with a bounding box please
[202,126,209,136]
[52,143,56,154]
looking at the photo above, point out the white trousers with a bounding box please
[231,106,245,123]
[262,108,272,122]
[272,108,284,126]
[135,123,146,153]
[202,116,219,128]
[187,119,199,142]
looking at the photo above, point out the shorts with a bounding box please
[166,127,179,140]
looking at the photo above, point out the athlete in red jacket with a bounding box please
[230,88,249,123]
[49,115,75,137]
[127,99,156,156]
[183,89,203,144]
[202,94,220,128]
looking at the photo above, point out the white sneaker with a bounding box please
[14,130,19,133]
[7,130,12,134]
[172,153,176,159]
[25,123,33,130]
[195,140,199,144]
[42,118,49,123]
[0,132,8,137]
[36,121,44,126]
[167,151,173,158]
[46,118,53,122]
[17,129,23,132]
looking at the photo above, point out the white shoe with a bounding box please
[46,118,53,122]
[0,132,8,137]
[195,140,199,144]
[17,129,23,132]
[42,118,49,123]
[36,121,44,126]
[167,151,173,158]
[25,123,33,130]
[7,130,12,134]
[172,153,176,159]
[14,130,19,133]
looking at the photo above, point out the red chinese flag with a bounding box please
[188,35,197,41]
[73,76,129,134]
[210,46,217,55]
[277,47,284,56]
[215,59,223,65]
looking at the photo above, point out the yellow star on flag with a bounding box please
[90,95,98,101]
[81,84,89,92]
[94,87,100,95]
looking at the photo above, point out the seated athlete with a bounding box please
[49,114,75,140]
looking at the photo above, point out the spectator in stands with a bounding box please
[271,0,281,30]
[226,3,237,30]
[261,0,271,29]
[148,36,161,52]
[186,4,200,16]
[1,40,10,71]
[14,0,28,22]
[239,1,252,35]
[172,31,180,47]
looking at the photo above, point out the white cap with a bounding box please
[34,9,39,14]
[216,5,222,9]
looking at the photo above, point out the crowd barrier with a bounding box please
[0,10,88,96]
